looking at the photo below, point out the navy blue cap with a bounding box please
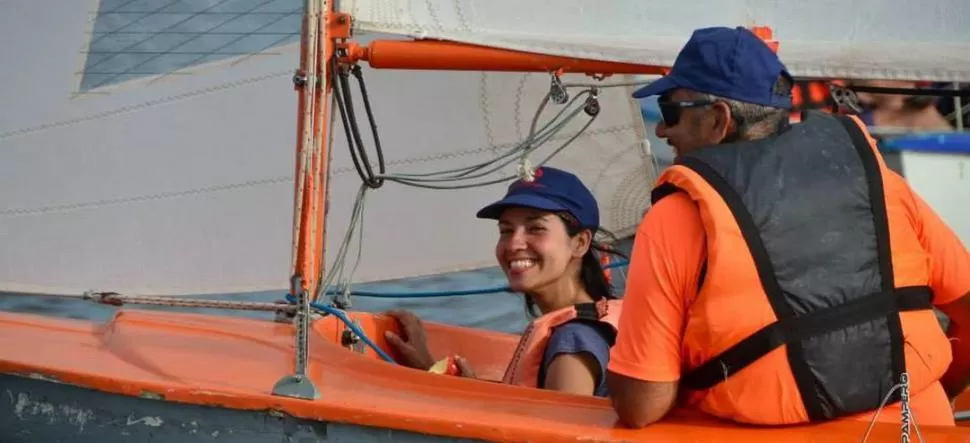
[476,167,599,230]
[632,26,793,109]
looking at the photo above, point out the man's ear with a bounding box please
[709,101,735,143]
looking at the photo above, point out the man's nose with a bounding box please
[655,121,669,138]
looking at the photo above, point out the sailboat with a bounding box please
[2,0,970,441]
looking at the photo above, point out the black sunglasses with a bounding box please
[657,94,715,126]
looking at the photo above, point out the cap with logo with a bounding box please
[476,167,599,230]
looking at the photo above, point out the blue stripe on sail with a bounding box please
[80,0,303,92]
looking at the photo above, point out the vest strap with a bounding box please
[681,286,933,391]
[651,183,683,204]
[574,302,601,321]
[838,114,909,416]
[649,182,709,294]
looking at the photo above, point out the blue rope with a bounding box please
[325,285,505,298]
[325,259,630,298]
[283,294,395,363]
[281,259,630,365]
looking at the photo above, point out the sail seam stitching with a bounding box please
[0,71,290,142]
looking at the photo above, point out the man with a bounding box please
[606,26,970,428]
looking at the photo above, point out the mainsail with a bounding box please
[0,1,303,295]
[2,0,968,296]
[0,0,652,295]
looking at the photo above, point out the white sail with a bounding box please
[0,0,653,295]
[6,0,967,296]
[0,0,304,295]
[342,0,970,82]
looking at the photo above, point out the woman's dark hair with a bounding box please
[903,94,939,111]
[523,212,628,317]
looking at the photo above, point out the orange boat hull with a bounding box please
[1,308,969,442]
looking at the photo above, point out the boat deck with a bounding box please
[1,308,969,442]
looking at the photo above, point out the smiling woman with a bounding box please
[382,166,627,398]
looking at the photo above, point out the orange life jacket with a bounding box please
[650,111,948,424]
[502,299,622,388]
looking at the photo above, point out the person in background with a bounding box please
[605,26,970,428]
[385,166,625,397]
[853,80,954,131]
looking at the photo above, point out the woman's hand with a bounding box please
[383,310,436,370]
[455,356,477,378]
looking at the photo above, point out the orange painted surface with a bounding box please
[1,309,969,442]
[749,26,779,53]
[954,390,970,414]
[957,392,970,427]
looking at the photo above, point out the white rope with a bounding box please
[315,183,369,305]
[79,291,298,312]
[517,91,552,182]
[1,291,228,299]
[379,87,598,190]
[561,80,653,89]
[306,3,329,297]
[859,373,924,443]
[313,92,339,301]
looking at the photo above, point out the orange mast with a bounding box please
[290,9,348,303]
[275,0,339,400]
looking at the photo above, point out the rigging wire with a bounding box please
[319,67,613,305]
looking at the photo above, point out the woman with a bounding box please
[383,166,624,397]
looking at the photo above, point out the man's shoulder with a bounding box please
[639,189,702,234]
